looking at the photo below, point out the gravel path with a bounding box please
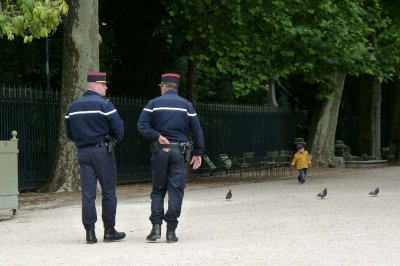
[1,167,399,265]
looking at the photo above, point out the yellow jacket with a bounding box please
[291,151,311,169]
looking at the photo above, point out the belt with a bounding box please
[79,141,108,149]
[151,141,192,154]
[158,143,181,149]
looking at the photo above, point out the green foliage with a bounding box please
[0,0,68,42]
[158,0,281,97]
[269,0,382,97]
[376,0,400,78]
[159,0,385,99]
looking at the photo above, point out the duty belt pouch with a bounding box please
[105,135,116,154]
[107,142,115,154]
[181,142,193,162]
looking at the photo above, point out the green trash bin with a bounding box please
[0,131,19,215]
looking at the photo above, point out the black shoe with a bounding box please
[301,178,305,184]
[146,224,161,241]
[297,176,301,183]
[166,229,178,243]
[104,228,126,242]
[86,229,97,244]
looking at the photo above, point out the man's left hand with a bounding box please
[190,156,202,170]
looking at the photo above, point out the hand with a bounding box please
[158,135,170,152]
[190,156,202,170]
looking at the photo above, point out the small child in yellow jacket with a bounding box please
[291,144,311,184]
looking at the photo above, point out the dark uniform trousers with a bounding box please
[150,148,186,230]
[77,146,117,230]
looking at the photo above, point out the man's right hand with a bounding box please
[190,156,202,170]
[158,135,171,152]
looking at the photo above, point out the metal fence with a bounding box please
[1,86,60,190]
[1,86,294,190]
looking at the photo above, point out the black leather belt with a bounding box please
[79,141,108,149]
[151,142,183,152]
[158,143,181,149]
[151,141,192,154]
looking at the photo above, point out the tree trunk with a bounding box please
[308,71,346,165]
[46,0,100,192]
[266,81,278,106]
[356,75,382,158]
[389,76,400,159]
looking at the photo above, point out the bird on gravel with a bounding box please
[226,190,232,200]
[317,188,327,199]
[369,187,379,197]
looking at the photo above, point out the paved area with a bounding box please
[1,167,400,265]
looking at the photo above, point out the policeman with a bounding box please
[137,73,204,243]
[65,72,126,244]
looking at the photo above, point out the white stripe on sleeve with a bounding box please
[67,109,117,117]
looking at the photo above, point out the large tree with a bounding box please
[268,0,380,165]
[160,0,381,164]
[47,0,100,192]
[0,0,67,42]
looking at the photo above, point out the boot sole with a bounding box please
[146,235,161,241]
[167,239,178,243]
[103,236,126,242]
[103,238,125,242]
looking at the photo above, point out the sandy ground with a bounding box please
[1,167,400,265]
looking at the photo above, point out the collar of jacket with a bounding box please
[83,90,101,97]
[164,89,178,95]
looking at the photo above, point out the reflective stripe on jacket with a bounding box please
[65,90,124,148]
[137,89,204,156]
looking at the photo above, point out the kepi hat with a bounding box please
[87,72,108,83]
[161,73,180,85]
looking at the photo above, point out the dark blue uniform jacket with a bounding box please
[137,90,204,156]
[65,90,124,148]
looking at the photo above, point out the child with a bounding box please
[291,144,311,184]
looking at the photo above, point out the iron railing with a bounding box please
[1,86,294,190]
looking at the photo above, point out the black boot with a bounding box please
[104,228,126,242]
[146,224,161,241]
[166,229,178,243]
[86,229,97,244]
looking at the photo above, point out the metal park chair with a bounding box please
[277,150,293,176]
[263,150,280,177]
[219,153,252,177]
[200,155,220,176]
[219,153,234,175]
[242,151,261,177]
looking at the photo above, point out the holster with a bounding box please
[105,135,116,154]
[180,142,193,161]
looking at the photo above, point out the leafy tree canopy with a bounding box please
[377,0,400,77]
[159,0,384,98]
[0,0,68,42]
[269,0,382,97]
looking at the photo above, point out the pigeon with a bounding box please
[226,190,232,200]
[369,187,379,197]
[317,188,327,199]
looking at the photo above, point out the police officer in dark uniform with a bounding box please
[65,72,126,244]
[137,73,204,243]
